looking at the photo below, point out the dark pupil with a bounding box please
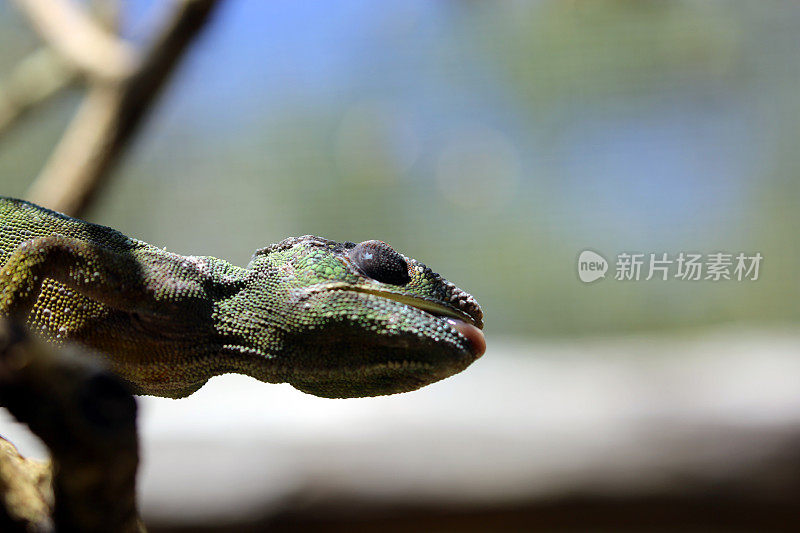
[349,241,410,286]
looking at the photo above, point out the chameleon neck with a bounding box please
[210,282,290,385]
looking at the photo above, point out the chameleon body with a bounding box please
[0,197,484,399]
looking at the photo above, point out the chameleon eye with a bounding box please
[348,241,411,286]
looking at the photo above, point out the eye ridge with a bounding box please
[348,240,411,286]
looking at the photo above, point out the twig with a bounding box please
[24,0,221,217]
[0,48,76,138]
[11,0,136,82]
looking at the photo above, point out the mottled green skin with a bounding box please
[0,197,483,398]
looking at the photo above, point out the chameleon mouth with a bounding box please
[307,283,483,327]
[348,288,481,327]
[284,288,485,397]
[351,288,486,358]
[303,284,485,358]
[443,317,486,358]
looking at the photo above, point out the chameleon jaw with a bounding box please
[305,284,485,358]
[276,288,485,397]
[343,288,486,358]
[288,357,468,398]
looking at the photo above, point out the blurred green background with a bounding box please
[1,0,798,338]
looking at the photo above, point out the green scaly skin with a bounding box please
[0,197,485,399]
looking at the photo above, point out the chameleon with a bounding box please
[0,197,484,399]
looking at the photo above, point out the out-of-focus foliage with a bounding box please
[0,0,798,337]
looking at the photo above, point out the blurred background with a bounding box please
[1,1,799,531]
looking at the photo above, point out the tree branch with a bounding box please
[24,0,222,217]
[0,48,76,138]
[11,0,137,82]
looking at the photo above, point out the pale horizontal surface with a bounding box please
[2,327,799,525]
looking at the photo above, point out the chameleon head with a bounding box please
[247,236,485,398]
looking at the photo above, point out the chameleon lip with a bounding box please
[344,287,483,328]
[307,283,483,328]
[446,318,486,358]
